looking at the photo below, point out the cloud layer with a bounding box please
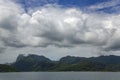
[0,0,120,54]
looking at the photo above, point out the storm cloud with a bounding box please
[0,0,120,54]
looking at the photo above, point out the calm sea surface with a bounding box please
[0,72,120,80]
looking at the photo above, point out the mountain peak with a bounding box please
[16,54,25,62]
[16,54,51,63]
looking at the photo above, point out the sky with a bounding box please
[0,0,120,63]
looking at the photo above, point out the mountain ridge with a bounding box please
[1,54,120,72]
[9,54,120,72]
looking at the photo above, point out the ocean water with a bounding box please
[0,72,120,80]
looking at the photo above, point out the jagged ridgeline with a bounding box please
[1,54,120,72]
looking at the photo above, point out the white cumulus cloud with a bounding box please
[0,0,120,54]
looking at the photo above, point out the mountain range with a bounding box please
[1,54,120,72]
[2,54,119,72]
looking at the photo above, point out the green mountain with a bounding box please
[8,54,120,72]
[60,56,85,64]
[12,54,55,71]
